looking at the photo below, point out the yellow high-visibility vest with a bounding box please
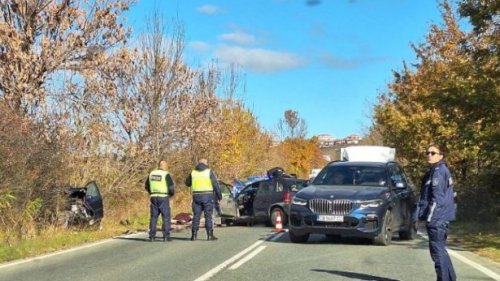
[149,169,169,197]
[191,169,213,192]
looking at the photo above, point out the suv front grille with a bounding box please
[309,199,353,215]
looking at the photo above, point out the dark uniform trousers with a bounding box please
[427,221,456,281]
[149,197,170,238]
[192,193,214,232]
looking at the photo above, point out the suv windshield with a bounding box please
[312,165,387,187]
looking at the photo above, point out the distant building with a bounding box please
[317,134,335,147]
[334,139,347,145]
[318,136,333,147]
[316,134,362,147]
[345,134,361,144]
[317,134,335,142]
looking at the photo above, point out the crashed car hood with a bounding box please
[296,185,389,201]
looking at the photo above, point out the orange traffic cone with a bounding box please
[274,210,284,233]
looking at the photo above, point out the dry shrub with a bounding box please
[103,187,149,226]
[0,103,67,242]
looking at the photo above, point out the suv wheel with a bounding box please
[289,230,309,243]
[270,207,288,227]
[373,210,393,246]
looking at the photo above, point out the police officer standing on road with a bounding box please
[186,158,222,241]
[417,143,457,281]
[145,160,175,242]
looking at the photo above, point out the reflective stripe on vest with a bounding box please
[149,169,169,197]
[191,169,213,192]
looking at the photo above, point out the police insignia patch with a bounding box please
[151,175,162,181]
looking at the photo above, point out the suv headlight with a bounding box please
[358,199,383,209]
[292,196,307,206]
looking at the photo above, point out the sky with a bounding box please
[127,0,446,139]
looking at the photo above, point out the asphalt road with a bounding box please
[0,225,499,281]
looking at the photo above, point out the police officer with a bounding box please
[185,158,222,241]
[145,160,175,242]
[417,143,456,281]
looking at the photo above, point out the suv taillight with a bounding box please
[283,191,292,204]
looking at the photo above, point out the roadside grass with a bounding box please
[449,220,500,263]
[0,214,150,264]
[0,193,193,264]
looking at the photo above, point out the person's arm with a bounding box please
[417,172,430,221]
[185,173,192,187]
[166,174,175,196]
[145,177,151,194]
[210,172,222,201]
[430,167,447,207]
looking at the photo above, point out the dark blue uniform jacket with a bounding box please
[417,160,456,225]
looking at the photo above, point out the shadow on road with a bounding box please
[267,231,431,250]
[311,269,400,281]
[113,237,152,242]
[114,236,192,242]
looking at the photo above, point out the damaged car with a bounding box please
[60,181,104,228]
[219,167,308,227]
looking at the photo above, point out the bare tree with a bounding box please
[0,0,133,115]
[105,13,195,163]
[276,109,308,140]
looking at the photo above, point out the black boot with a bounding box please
[191,231,197,241]
[207,230,218,241]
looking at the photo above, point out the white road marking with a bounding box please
[417,231,500,280]
[193,240,265,281]
[194,232,283,281]
[228,245,267,270]
[448,250,500,281]
[0,232,145,270]
[0,238,112,269]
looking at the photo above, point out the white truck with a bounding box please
[340,145,396,162]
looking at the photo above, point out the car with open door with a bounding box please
[219,168,308,227]
[60,181,104,228]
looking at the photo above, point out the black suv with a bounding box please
[289,160,416,245]
[219,168,308,226]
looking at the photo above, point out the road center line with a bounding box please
[417,231,500,280]
[228,245,267,270]
[193,240,265,281]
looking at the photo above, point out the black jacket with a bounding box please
[185,163,222,201]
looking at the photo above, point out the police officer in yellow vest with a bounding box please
[185,158,222,241]
[145,160,175,242]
